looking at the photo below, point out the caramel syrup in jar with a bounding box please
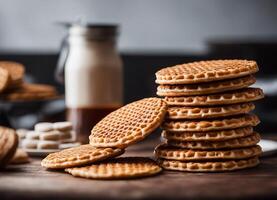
[67,105,121,143]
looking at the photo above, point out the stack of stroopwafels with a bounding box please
[155,60,264,172]
[0,61,58,101]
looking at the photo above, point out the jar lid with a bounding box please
[60,23,118,40]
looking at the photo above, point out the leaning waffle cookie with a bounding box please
[157,75,255,96]
[65,157,162,179]
[41,144,124,169]
[162,127,253,141]
[164,88,264,106]
[0,67,10,92]
[162,114,259,132]
[1,83,58,101]
[0,126,18,167]
[167,103,255,119]
[89,98,167,148]
[154,143,262,161]
[155,60,258,84]
[167,132,260,150]
[157,157,259,172]
[0,61,25,85]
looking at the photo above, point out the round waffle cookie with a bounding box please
[0,67,10,92]
[162,114,259,132]
[0,61,25,85]
[155,143,262,161]
[65,157,162,179]
[167,132,260,150]
[1,83,58,101]
[155,60,258,84]
[157,157,259,172]
[89,98,167,148]
[161,127,253,141]
[167,103,255,119]
[41,144,124,169]
[0,126,18,167]
[164,88,264,106]
[157,75,255,97]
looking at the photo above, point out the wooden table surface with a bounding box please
[1,136,277,200]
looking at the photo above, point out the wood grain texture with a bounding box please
[1,137,277,200]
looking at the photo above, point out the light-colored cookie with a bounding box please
[37,141,59,150]
[16,129,29,139]
[162,114,259,132]
[65,157,162,179]
[164,88,264,106]
[21,139,38,149]
[35,122,53,132]
[39,130,60,141]
[167,132,260,150]
[89,98,167,148]
[0,67,10,92]
[9,149,30,164]
[26,131,40,140]
[58,130,73,140]
[166,103,255,119]
[53,121,72,131]
[157,157,259,172]
[154,143,262,161]
[0,126,18,167]
[161,127,253,141]
[41,144,124,169]
[157,75,255,96]
[0,61,25,84]
[59,142,81,149]
[155,60,258,84]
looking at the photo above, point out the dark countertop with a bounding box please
[1,136,277,200]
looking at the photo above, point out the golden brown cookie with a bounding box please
[0,126,18,167]
[0,61,25,84]
[65,157,162,179]
[6,78,23,90]
[0,67,10,92]
[167,132,260,150]
[161,127,253,141]
[162,114,259,132]
[157,157,259,172]
[157,75,255,96]
[41,144,124,169]
[1,83,58,101]
[167,103,255,119]
[9,149,30,164]
[156,60,258,84]
[154,143,262,161]
[164,88,264,106]
[89,98,167,148]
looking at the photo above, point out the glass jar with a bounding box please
[57,24,123,143]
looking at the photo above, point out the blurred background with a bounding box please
[0,0,276,134]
